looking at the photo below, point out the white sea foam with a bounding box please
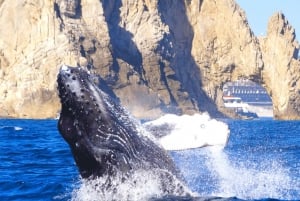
[71,169,193,201]
[14,126,23,131]
[205,147,299,200]
[144,113,230,150]
[0,126,23,131]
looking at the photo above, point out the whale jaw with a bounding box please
[57,65,133,178]
[56,65,180,179]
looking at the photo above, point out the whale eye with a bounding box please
[81,95,85,99]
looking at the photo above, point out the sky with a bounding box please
[235,0,299,40]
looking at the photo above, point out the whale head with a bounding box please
[56,65,190,196]
[57,65,136,178]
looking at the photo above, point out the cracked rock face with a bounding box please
[260,13,300,119]
[0,0,299,119]
[58,0,81,18]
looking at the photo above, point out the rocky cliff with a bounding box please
[0,0,299,119]
[260,13,300,119]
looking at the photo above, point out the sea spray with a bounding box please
[71,169,194,201]
[144,113,230,150]
[205,147,298,200]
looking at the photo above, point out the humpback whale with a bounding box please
[56,65,189,195]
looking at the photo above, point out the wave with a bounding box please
[0,126,23,131]
[144,113,230,150]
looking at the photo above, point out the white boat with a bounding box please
[223,96,258,119]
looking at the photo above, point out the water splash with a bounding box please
[205,147,299,200]
[71,169,194,201]
[144,113,230,150]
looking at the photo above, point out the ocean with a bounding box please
[0,118,299,201]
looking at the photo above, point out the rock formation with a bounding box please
[260,13,300,119]
[0,0,299,119]
[184,0,264,115]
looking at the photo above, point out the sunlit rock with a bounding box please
[0,0,299,119]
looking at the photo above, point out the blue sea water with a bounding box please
[0,119,299,201]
